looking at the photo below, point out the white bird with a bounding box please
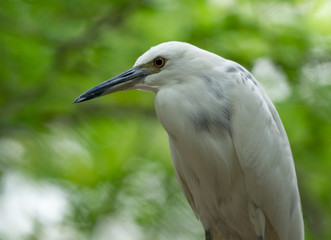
[74,41,304,240]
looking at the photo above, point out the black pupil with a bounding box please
[155,58,163,66]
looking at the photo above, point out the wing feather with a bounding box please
[229,71,304,240]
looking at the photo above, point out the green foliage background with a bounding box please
[0,0,330,239]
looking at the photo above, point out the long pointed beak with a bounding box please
[73,67,149,103]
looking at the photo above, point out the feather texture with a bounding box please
[154,54,304,239]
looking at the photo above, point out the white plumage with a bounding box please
[74,41,304,240]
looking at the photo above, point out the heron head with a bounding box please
[73,41,220,103]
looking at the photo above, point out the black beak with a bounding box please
[73,67,149,103]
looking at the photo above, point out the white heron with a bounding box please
[74,41,304,240]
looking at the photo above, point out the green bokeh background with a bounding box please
[0,0,330,239]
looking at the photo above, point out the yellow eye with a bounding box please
[153,57,165,68]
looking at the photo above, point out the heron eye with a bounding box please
[154,57,165,68]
